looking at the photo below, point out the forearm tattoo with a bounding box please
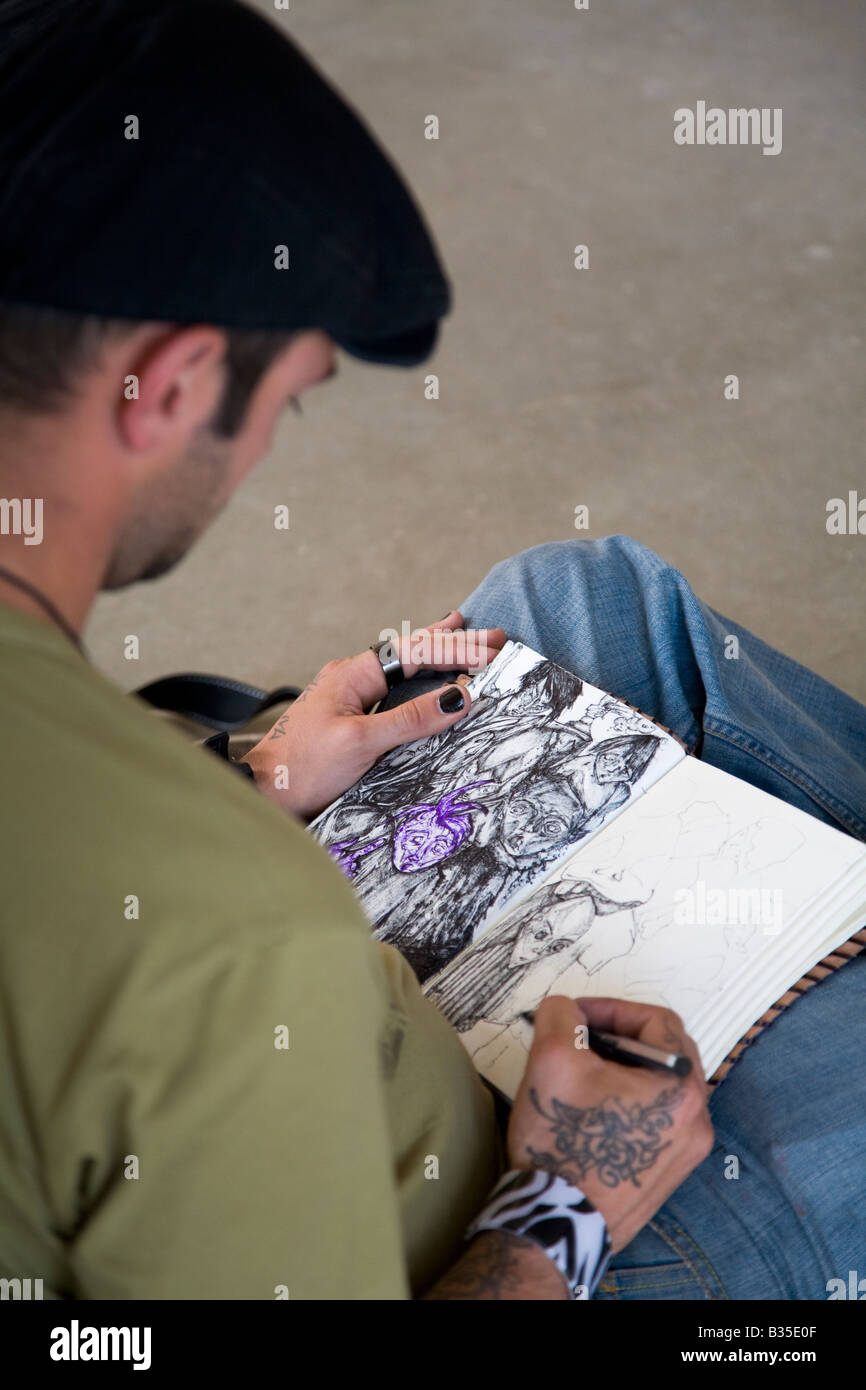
[424,1231,541,1300]
[525,1084,685,1188]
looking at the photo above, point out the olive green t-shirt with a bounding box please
[0,606,502,1299]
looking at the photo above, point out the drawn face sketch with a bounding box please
[509,895,598,965]
[500,684,537,716]
[587,734,660,791]
[500,784,579,861]
[392,816,460,873]
[391,780,493,872]
[486,654,584,722]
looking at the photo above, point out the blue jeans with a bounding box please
[459,535,866,1300]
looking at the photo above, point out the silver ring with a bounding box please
[369,638,405,690]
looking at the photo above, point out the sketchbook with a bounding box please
[308,641,866,1095]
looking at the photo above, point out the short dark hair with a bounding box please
[0,301,297,437]
[515,659,583,720]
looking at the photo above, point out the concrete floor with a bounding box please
[87,0,866,707]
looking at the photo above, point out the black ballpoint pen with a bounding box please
[518,1013,692,1078]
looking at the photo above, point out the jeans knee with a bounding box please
[484,534,671,593]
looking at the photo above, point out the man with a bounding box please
[0,0,862,1300]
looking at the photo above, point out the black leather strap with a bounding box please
[135,672,302,731]
[201,729,257,780]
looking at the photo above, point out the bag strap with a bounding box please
[134,672,302,732]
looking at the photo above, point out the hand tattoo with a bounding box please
[292,671,324,706]
[267,712,292,741]
[525,1084,685,1189]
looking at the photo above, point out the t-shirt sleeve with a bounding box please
[67,922,410,1300]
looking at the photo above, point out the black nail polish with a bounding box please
[437,685,465,714]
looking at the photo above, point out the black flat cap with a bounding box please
[0,0,450,365]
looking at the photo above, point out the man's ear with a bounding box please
[116,325,227,453]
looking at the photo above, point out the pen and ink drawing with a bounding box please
[307,642,675,981]
[424,872,647,1029]
[422,773,814,1098]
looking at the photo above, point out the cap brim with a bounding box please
[333,319,440,367]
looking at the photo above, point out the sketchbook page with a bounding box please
[307,639,684,985]
[696,871,866,1074]
[422,755,866,1099]
[691,905,866,1079]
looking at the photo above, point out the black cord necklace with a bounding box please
[0,564,85,654]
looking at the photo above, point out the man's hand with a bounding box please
[507,995,714,1254]
[424,997,711,1299]
[241,611,506,819]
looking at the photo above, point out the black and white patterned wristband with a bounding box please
[465,1168,612,1300]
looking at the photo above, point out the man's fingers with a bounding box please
[313,651,387,712]
[424,609,466,632]
[530,994,586,1043]
[361,680,475,760]
[529,995,595,1056]
[306,622,505,723]
[397,625,507,678]
[575,996,684,1045]
[341,630,505,709]
[576,996,707,1089]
